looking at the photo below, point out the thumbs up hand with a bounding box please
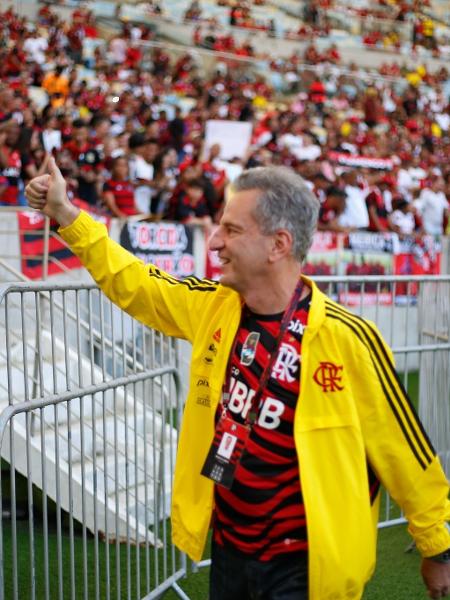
[25,157,80,227]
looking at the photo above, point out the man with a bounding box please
[41,65,69,105]
[127,133,158,214]
[338,169,370,230]
[365,174,395,233]
[317,185,350,233]
[64,119,102,207]
[414,176,449,236]
[0,119,34,206]
[26,161,450,600]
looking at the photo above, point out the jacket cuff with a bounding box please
[413,524,450,558]
[58,210,98,244]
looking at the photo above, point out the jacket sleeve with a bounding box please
[351,317,450,557]
[59,210,219,342]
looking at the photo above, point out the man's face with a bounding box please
[74,126,88,145]
[96,120,110,138]
[6,122,20,146]
[328,194,345,214]
[113,158,128,180]
[208,189,274,294]
[144,142,158,163]
[186,185,203,203]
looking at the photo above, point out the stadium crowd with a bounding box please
[182,0,446,54]
[0,4,449,237]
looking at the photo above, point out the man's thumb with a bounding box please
[48,156,65,182]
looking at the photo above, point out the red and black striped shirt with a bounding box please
[103,179,137,216]
[213,294,311,561]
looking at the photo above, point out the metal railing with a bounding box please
[0,280,187,600]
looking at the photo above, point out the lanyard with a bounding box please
[222,278,304,426]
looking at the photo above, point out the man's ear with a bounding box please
[268,229,293,263]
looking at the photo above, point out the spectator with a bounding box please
[42,65,69,104]
[338,170,370,230]
[128,133,158,214]
[202,143,228,203]
[389,197,420,237]
[40,113,62,154]
[363,87,383,129]
[109,32,128,65]
[102,156,138,218]
[168,106,186,155]
[414,176,449,236]
[65,119,103,207]
[365,174,395,232]
[0,119,34,206]
[317,186,350,232]
[151,146,179,216]
[90,114,112,157]
[23,28,48,65]
[167,178,213,227]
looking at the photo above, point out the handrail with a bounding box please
[0,259,30,283]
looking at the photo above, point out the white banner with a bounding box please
[204,120,253,160]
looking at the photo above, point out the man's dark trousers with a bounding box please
[209,540,308,600]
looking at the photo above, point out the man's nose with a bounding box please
[208,228,223,251]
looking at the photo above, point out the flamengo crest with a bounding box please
[313,362,344,392]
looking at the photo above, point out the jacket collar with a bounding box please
[215,274,327,336]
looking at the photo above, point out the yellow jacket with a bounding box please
[60,211,450,600]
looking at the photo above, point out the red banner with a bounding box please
[328,151,393,170]
[18,201,109,279]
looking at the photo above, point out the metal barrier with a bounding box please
[0,275,449,599]
[0,281,189,600]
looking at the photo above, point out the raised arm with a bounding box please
[25,158,218,341]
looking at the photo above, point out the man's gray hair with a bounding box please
[232,166,319,262]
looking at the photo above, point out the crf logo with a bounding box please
[271,343,299,383]
[313,362,344,392]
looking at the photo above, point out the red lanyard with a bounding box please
[222,279,304,426]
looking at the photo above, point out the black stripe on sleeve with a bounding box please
[324,302,434,470]
[325,301,435,461]
[148,268,218,292]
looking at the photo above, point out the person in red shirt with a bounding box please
[309,79,326,114]
[125,44,142,69]
[365,175,395,232]
[3,44,26,79]
[64,119,103,206]
[0,119,34,205]
[102,156,138,218]
[202,143,228,203]
[317,186,351,232]
[168,178,213,227]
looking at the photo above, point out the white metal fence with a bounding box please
[0,275,449,599]
[0,281,189,600]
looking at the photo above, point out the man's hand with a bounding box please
[25,157,80,227]
[421,558,450,598]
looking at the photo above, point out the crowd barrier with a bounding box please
[0,280,187,600]
[0,273,449,599]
